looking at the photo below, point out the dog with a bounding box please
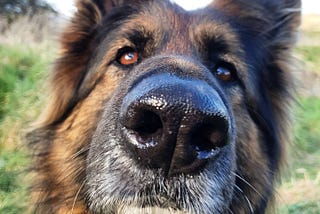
[28,0,301,213]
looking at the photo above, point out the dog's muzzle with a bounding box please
[120,73,230,177]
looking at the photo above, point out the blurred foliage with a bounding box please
[277,97,320,213]
[0,44,46,121]
[278,201,320,214]
[296,46,320,73]
[0,149,29,213]
[293,98,320,156]
[0,43,50,212]
[0,0,56,24]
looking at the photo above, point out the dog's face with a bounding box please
[86,3,240,212]
[82,1,300,213]
[30,0,301,213]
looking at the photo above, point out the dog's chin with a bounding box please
[89,186,234,214]
[86,157,235,214]
[114,206,188,214]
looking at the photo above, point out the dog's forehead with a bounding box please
[94,2,242,70]
[131,2,238,55]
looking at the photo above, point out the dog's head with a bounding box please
[41,0,301,213]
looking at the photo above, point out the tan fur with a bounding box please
[39,0,103,126]
[33,71,120,212]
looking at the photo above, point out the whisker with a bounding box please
[70,146,89,160]
[71,180,86,214]
[234,184,254,214]
[232,172,264,199]
[244,194,254,214]
[227,207,235,214]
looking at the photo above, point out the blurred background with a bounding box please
[0,0,319,213]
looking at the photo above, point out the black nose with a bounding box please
[120,74,230,176]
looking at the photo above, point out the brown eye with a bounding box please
[117,47,139,66]
[214,65,236,82]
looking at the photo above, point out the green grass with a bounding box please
[291,98,320,174]
[295,46,320,73]
[278,201,320,214]
[0,44,52,146]
[277,97,320,213]
[0,44,48,121]
[0,43,52,212]
[0,149,30,213]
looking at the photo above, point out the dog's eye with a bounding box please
[213,64,236,82]
[117,47,139,66]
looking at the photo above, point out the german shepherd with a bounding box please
[28,0,301,213]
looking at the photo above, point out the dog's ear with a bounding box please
[210,0,301,46]
[42,0,146,126]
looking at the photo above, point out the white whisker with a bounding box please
[234,184,254,214]
[71,180,86,214]
[232,172,264,199]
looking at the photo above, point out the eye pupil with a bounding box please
[125,52,135,61]
[215,66,234,82]
[117,48,139,65]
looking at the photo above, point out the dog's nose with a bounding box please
[120,74,230,176]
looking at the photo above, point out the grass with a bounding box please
[0,43,53,212]
[0,46,44,119]
[277,15,320,206]
[296,14,320,73]
[293,98,320,159]
[276,97,320,213]
[0,13,57,213]
[0,44,52,148]
[295,46,320,73]
[278,201,320,214]
[0,149,30,213]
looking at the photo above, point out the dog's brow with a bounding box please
[190,21,243,64]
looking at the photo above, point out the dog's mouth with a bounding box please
[85,163,236,213]
[100,166,235,213]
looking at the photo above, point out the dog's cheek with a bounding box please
[55,71,122,160]
[232,101,271,207]
[34,70,123,213]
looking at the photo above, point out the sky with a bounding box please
[47,0,320,16]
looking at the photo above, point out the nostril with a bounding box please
[191,118,228,159]
[123,109,163,147]
[132,110,163,136]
